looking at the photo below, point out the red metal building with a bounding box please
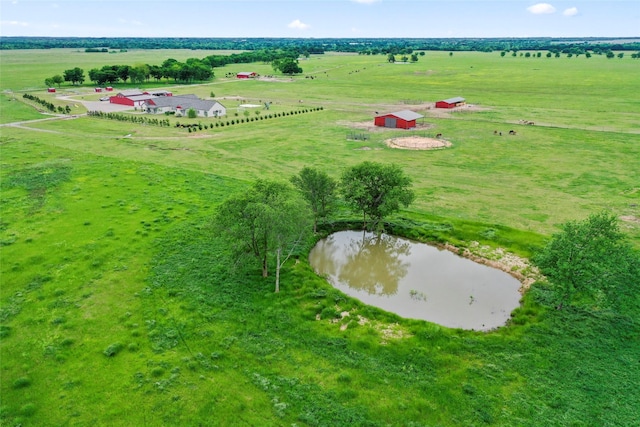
[435,97,466,109]
[374,110,424,129]
[109,89,154,107]
[236,72,257,79]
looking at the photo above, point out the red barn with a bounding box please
[109,89,154,107]
[236,72,257,79]
[95,87,103,92]
[47,88,56,93]
[105,87,113,91]
[374,110,424,129]
[435,97,466,109]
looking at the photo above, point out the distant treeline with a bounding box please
[2,36,640,53]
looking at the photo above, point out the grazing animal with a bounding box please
[436,133,443,138]
[494,130,498,135]
[509,130,516,135]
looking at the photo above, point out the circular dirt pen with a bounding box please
[385,136,451,150]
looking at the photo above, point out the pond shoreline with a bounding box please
[439,241,542,293]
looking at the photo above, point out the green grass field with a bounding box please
[1,49,639,426]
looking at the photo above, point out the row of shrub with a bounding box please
[87,111,172,127]
[22,93,71,114]
[176,106,324,132]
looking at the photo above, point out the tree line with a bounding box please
[22,93,71,114]
[49,48,305,87]
[176,107,324,132]
[87,111,171,127]
[501,48,640,59]
[3,36,640,54]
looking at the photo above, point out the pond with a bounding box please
[309,231,523,331]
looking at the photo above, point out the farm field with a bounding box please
[1,48,639,426]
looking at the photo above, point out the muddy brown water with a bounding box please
[309,231,522,331]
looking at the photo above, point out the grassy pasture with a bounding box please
[1,49,639,426]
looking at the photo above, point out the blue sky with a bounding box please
[1,0,638,38]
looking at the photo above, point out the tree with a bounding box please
[290,167,337,233]
[387,53,396,63]
[341,161,415,230]
[52,75,64,87]
[272,58,302,75]
[533,211,639,310]
[63,67,85,85]
[117,65,131,83]
[130,64,149,84]
[187,108,197,119]
[214,180,312,292]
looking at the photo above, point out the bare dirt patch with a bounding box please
[340,120,434,133]
[620,215,640,224]
[386,136,451,150]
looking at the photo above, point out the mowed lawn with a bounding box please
[1,49,639,426]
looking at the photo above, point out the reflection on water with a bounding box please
[309,231,522,331]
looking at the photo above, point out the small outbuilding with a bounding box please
[236,72,257,79]
[435,97,466,109]
[105,87,114,92]
[374,110,424,129]
[47,88,56,93]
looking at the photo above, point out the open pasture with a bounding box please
[1,49,639,426]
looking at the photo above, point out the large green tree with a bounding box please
[63,67,85,85]
[341,161,415,230]
[215,180,311,292]
[290,167,337,233]
[272,58,302,75]
[533,211,639,310]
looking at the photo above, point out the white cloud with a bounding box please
[117,18,143,26]
[288,19,310,30]
[527,3,556,15]
[352,0,381,4]
[1,20,29,27]
[563,7,578,17]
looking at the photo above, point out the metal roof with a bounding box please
[118,89,145,97]
[386,110,424,121]
[440,97,466,104]
[146,94,223,111]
